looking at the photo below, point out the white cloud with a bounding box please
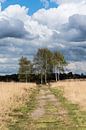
[1,5,29,21]
[0,3,86,74]
[0,18,28,38]
[32,1,86,29]
[59,14,86,42]
[51,0,86,4]
[0,57,8,63]
[67,61,86,74]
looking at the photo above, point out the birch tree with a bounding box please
[53,51,67,81]
[18,56,32,82]
[33,48,52,84]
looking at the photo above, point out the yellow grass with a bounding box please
[51,80,86,110]
[0,82,36,129]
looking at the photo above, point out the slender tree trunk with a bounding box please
[28,75,30,82]
[54,66,58,82]
[25,72,28,83]
[45,54,47,84]
[58,69,60,81]
[55,73,57,82]
[45,71,47,84]
[41,73,43,84]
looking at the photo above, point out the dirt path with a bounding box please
[8,85,86,130]
[31,89,46,119]
[30,86,73,129]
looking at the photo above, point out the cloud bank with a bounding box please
[51,0,86,4]
[0,1,86,74]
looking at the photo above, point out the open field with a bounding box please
[0,82,37,129]
[0,80,86,130]
[50,80,86,110]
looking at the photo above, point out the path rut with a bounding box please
[30,86,72,129]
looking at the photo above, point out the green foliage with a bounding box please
[52,51,67,81]
[34,48,52,73]
[18,48,67,83]
[18,56,32,82]
[53,51,66,65]
[53,51,67,73]
[33,48,53,83]
[8,88,39,130]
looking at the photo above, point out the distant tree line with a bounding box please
[0,72,86,83]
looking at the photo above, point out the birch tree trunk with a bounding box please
[55,73,58,82]
[45,70,47,84]
[41,73,43,84]
[58,69,60,81]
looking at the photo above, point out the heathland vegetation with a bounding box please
[0,81,86,130]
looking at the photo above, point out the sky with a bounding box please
[1,0,57,15]
[0,0,86,74]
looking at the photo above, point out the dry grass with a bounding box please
[0,82,37,129]
[50,80,86,110]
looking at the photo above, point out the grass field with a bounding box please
[50,80,86,110]
[0,82,37,129]
[0,80,86,130]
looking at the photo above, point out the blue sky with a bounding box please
[1,0,57,15]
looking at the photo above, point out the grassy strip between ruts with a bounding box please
[50,87,86,130]
[7,86,40,130]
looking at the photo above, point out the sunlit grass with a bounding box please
[50,87,86,128]
[8,87,39,130]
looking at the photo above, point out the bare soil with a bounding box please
[30,86,72,129]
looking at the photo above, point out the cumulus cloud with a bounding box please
[51,0,86,4]
[32,1,86,29]
[67,61,86,74]
[1,5,29,21]
[0,3,86,74]
[59,14,86,42]
[0,18,28,38]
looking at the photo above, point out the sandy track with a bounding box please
[31,86,71,128]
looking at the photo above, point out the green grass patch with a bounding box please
[8,87,40,130]
[45,101,58,113]
[50,87,86,128]
[34,98,71,129]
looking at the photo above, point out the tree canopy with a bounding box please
[18,56,32,82]
[18,48,67,83]
[52,51,67,81]
[33,48,52,83]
